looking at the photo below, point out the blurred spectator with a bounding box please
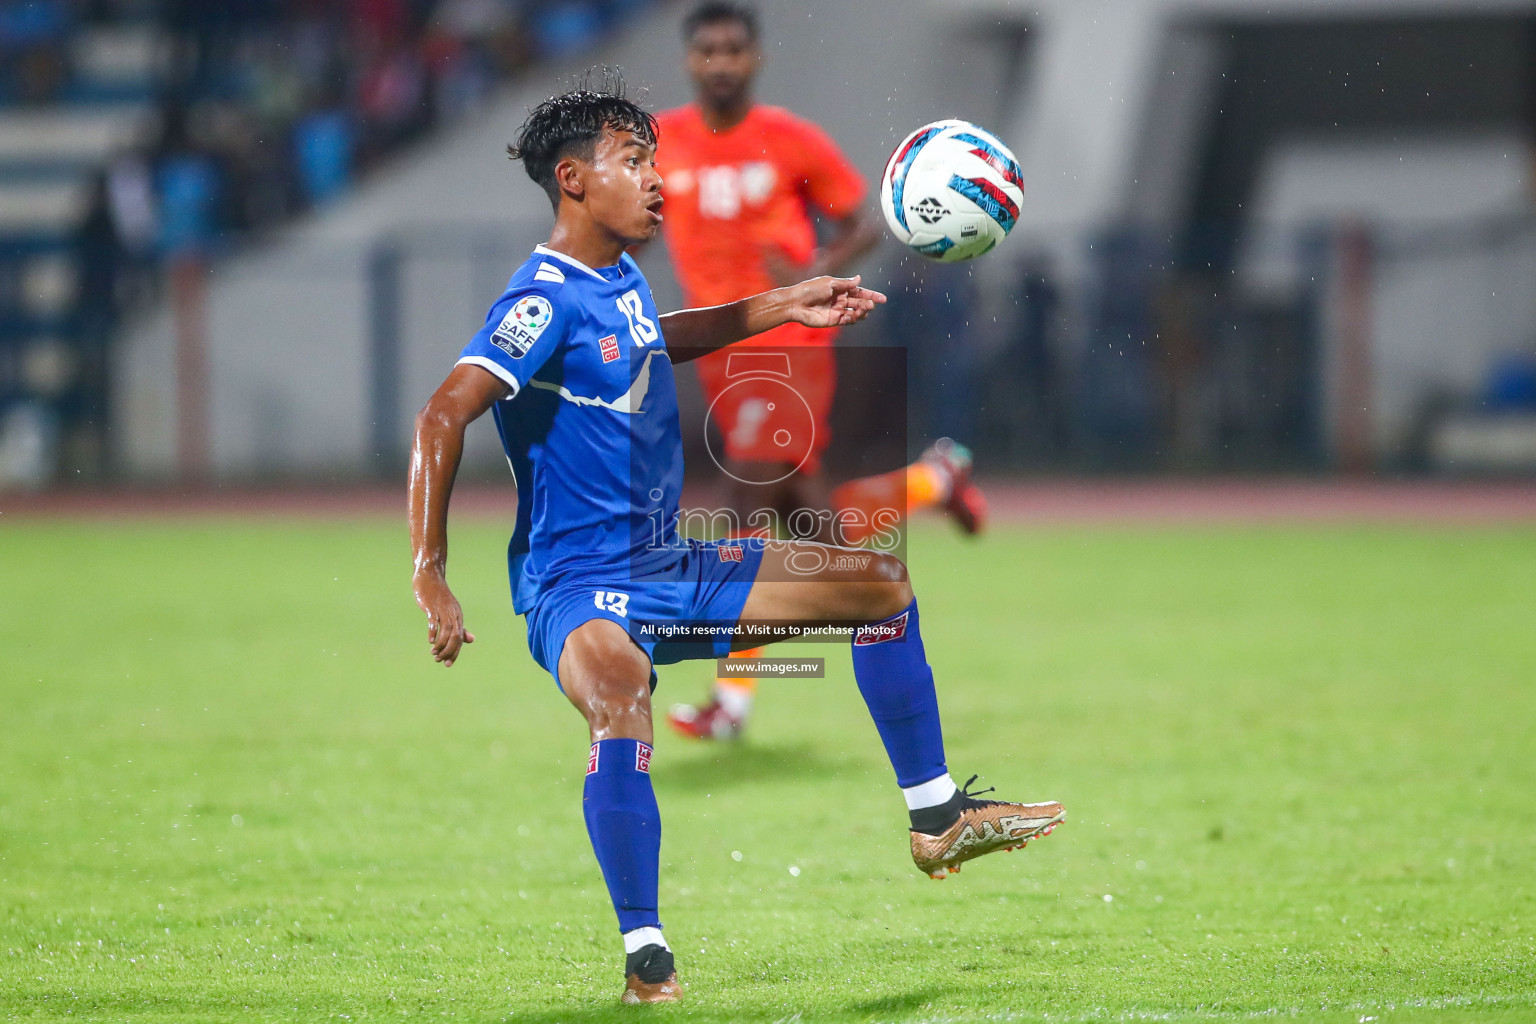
[0,402,58,489]
[532,0,605,58]
[433,0,515,39]
[239,33,307,127]
[72,173,124,470]
[79,173,126,312]
[156,152,222,257]
[0,0,71,103]
[105,153,160,258]
[1483,354,1536,412]
[422,25,496,122]
[133,0,649,245]
[153,107,224,258]
[351,0,416,56]
[293,100,354,208]
[186,99,291,234]
[286,7,343,93]
[355,40,429,163]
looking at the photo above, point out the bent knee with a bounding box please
[559,620,653,730]
[867,552,914,618]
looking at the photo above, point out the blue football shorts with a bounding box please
[524,537,768,691]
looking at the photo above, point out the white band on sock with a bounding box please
[622,926,668,954]
[902,773,958,811]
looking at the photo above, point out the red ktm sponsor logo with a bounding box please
[586,743,600,775]
[718,544,743,563]
[854,610,909,645]
[599,334,620,363]
[635,742,652,773]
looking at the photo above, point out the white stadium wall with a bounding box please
[1241,133,1534,457]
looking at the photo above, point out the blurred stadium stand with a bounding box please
[7,0,1536,487]
[0,0,662,487]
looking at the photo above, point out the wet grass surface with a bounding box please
[3,520,1534,1021]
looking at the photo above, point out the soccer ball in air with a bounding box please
[880,119,1024,262]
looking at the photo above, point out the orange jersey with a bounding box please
[656,103,866,312]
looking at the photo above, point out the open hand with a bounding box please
[783,275,887,329]
[413,570,475,666]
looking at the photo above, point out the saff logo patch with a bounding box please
[491,294,553,358]
[599,334,620,363]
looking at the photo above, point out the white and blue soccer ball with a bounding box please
[880,119,1024,263]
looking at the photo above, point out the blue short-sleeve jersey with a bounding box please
[458,244,684,613]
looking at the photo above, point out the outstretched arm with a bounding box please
[661,275,886,364]
[409,363,510,666]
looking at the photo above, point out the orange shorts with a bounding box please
[695,324,837,474]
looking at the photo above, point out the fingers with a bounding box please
[789,274,887,328]
[825,277,886,298]
[437,626,463,666]
[823,277,887,310]
[826,274,861,296]
[418,577,471,666]
[428,616,448,657]
[832,291,884,325]
[427,611,470,665]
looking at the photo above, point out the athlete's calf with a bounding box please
[556,618,674,1002]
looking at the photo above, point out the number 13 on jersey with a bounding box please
[594,590,630,617]
[617,290,658,347]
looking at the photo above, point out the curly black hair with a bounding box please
[682,1,758,43]
[507,69,658,210]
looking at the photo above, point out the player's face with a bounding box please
[685,19,758,111]
[581,129,664,244]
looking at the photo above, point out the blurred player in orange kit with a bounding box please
[657,1,988,741]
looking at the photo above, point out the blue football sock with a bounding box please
[582,738,662,934]
[851,598,948,788]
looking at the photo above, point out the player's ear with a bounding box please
[554,157,585,203]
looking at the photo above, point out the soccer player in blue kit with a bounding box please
[407,79,1064,1005]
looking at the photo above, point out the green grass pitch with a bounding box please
[3,517,1535,1022]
